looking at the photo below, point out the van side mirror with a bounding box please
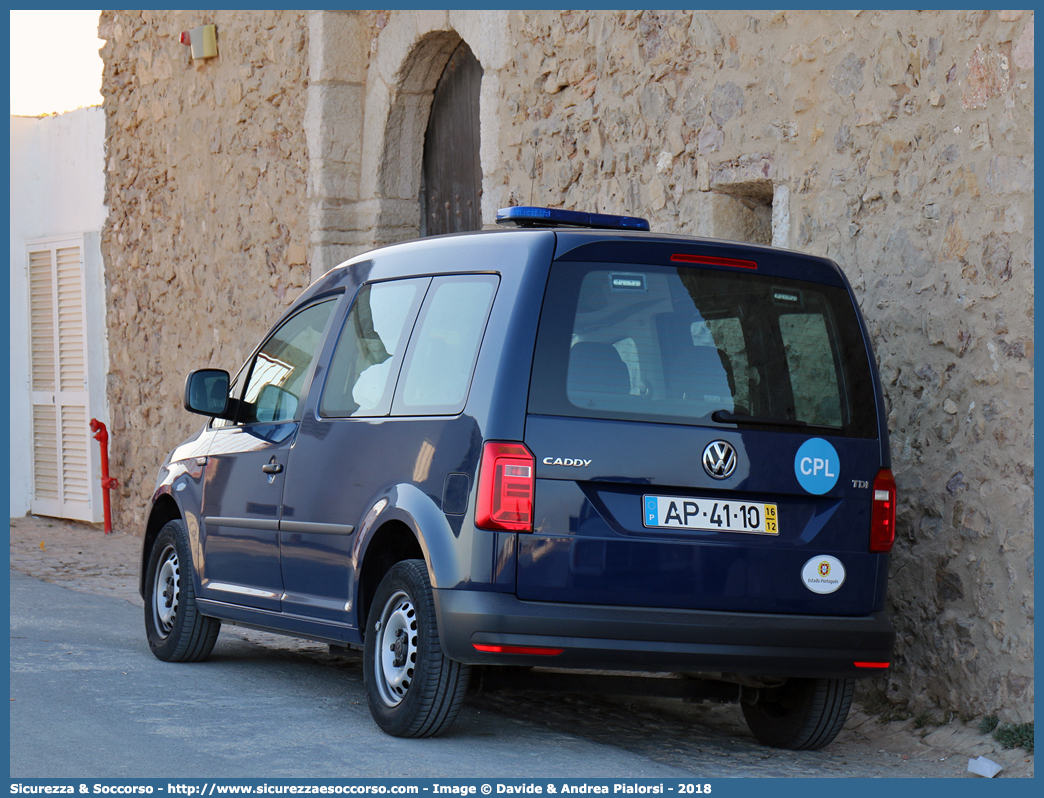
[184,369,234,419]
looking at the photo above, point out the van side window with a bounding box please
[238,299,337,425]
[392,275,499,416]
[319,278,428,418]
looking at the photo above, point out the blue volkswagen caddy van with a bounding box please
[142,207,896,749]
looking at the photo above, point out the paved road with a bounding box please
[9,560,1031,780]
[9,570,692,779]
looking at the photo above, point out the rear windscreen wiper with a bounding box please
[711,410,808,429]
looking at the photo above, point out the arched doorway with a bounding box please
[421,41,483,236]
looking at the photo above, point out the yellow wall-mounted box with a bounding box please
[189,25,217,60]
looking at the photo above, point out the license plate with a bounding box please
[643,495,779,535]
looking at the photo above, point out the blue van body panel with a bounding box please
[281,413,487,596]
[142,427,213,598]
[518,480,885,615]
[519,411,887,615]
[197,421,299,612]
[365,484,481,590]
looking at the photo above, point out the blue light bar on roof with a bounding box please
[496,206,650,232]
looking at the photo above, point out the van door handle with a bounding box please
[262,462,284,474]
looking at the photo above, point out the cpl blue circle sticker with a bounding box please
[794,438,840,494]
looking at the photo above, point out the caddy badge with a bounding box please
[542,457,592,467]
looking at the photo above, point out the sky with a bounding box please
[10,9,104,116]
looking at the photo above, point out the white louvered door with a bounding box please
[27,241,93,520]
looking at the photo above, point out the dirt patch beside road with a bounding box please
[9,515,1033,777]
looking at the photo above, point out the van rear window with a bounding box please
[528,262,877,437]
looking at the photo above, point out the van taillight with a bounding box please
[869,469,897,553]
[475,441,535,532]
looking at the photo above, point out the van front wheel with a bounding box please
[741,677,854,750]
[144,519,220,662]
[363,559,470,737]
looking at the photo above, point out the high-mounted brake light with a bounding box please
[854,661,890,669]
[496,206,650,232]
[869,468,897,553]
[475,441,536,532]
[671,253,758,270]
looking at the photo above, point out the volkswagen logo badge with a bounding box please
[702,440,737,479]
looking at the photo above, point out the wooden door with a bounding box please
[421,41,483,236]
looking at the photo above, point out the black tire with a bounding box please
[144,519,220,662]
[741,677,854,750]
[363,559,470,737]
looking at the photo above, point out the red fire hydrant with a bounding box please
[89,419,119,534]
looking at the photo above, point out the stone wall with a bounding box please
[493,8,1033,724]
[99,9,314,533]
[99,9,1033,722]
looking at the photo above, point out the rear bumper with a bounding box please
[433,588,895,679]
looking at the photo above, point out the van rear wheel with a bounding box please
[363,560,470,737]
[741,677,853,750]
